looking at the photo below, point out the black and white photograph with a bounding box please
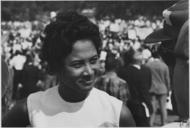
[1,0,189,127]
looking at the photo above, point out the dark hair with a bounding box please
[152,51,161,58]
[105,52,118,71]
[123,47,143,66]
[41,11,102,75]
[123,47,135,66]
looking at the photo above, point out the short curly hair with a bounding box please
[123,47,136,66]
[105,52,119,71]
[123,47,143,66]
[41,11,102,75]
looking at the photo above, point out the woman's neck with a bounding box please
[58,84,90,103]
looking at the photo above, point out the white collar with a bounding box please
[132,64,141,70]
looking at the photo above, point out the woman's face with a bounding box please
[61,39,99,94]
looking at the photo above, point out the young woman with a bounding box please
[2,11,135,127]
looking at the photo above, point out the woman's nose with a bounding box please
[83,63,94,76]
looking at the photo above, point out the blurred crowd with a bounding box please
[98,15,162,56]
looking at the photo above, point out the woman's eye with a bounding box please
[90,58,98,64]
[71,63,83,68]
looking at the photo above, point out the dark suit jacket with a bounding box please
[117,65,152,113]
[20,64,44,99]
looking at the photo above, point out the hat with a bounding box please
[144,0,188,44]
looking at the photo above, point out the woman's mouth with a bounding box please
[77,78,94,87]
[83,80,94,86]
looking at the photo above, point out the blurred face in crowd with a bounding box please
[61,39,99,94]
[99,60,106,74]
[133,48,143,64]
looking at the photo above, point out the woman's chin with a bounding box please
[77,82,94,92]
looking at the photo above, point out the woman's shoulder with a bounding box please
[92,88,123,112]
[27,86,58,107]
[27,89,46,103]
[92,88,122,106]
[92,87,109,96]
[28,86,57,99]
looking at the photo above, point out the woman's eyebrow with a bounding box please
[70,59,84,64]
[90,55,99,59]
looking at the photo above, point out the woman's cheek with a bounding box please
[92,64,102,77]
[67,68,84,77]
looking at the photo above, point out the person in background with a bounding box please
[161,19,189,128]
[19,55,44,99]
[43,74,57,89]
[144,0,189,124]
[98,50,107,75]
[172,20,189,121]
[95,52,130,104]
[142,48,152,64]
[9,51,26,100]
[2,59,14,118]
[2,11,135,127]
[118,46,152,127]
[146,51,170,126]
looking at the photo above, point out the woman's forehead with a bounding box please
[67,40,98,61]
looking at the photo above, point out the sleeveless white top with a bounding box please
[27,86,122,127]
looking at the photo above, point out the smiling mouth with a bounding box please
[78,79,94,86]
[84,80,94,85]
